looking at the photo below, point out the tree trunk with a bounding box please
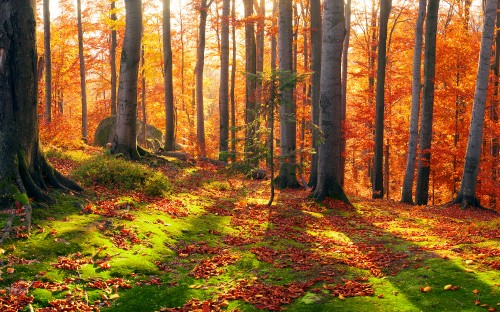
[163,0,175,151]
[230,0,237,162]
[308,0,321,187]
[312,0,349,204]
[219,0,230,161]
[267,0,278,168]
[453,0,497,208]
[275,0,300,188]
[196,0,211,157]
[113,0,143,160]
[110,0,117,116]
[0,0,82,207]
[340,0,351,187]
[372,0,392,199]
[43,0,52,124]
[141,44,147,146]
[244,0,257,164]
[415,0,439,205]
[401,0,426,204]
[77,0,88,143]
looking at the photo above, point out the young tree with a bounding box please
[110,0,118,116]
[163,0,176,151]
[77,0,88,142]
[311,0,349,203]
[308,0,321,187]
[244,0,257,164]
[415,0,439,205]
[276,0,300,188]
[113,0,143,160]
[452,0,497,208]
[195,0,212,157]
[401,0,426,204]
[0,0,82,205]
[372,0,392,199]
[219,0,230,160]
[43,0,52,124]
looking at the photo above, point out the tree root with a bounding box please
[449,194,496,212]
[311,177,352,206]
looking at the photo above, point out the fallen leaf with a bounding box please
[338,294,345,300]
[109,293,119,300]
[420,286,432,293]
[377,294,384,299]
[6,268,15,274]
[472,289,479,294]
[444,284,452,290]
[465,259,474,265]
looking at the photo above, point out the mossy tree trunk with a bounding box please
[0,0,82,205]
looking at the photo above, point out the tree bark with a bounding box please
[275,0,300,188]
[110,0,117,116]
[0,0,82,206]
[43,0,52,124]
[230,0,237,162]
[311,0,349,204]
[196,0,211,157]
[77,0,88,143]
[219,0,230,161]
[114,0,143,160]
[244,0,257,164]
[340,0,351,187]
[372,0,392,199]
[267,0,278,168]
[401,0,426,204]
[452,0,497,208]
[163,0,176,151]
[415,0,439,205]
[308,0,321,187]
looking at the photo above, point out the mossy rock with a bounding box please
[93,116,164,148]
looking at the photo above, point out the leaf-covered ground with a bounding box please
[0,148,499,311]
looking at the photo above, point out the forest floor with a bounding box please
[0,146,499,312]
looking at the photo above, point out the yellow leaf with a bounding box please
[472,289,479,294]
[6,268,14,274]
[338,294,345,300]
[109,294,119,300]
[444,285,453,290]
[465,259,474,265]
[420,286,431,293]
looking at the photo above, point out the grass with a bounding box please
[0,147,498,311]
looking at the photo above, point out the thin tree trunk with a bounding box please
[415,0,440,205]
[401,0,426,204]
[77,0,88,143]
[267,0,278,168]
[372,0,392,199]
[308,0,321,187]
[230,0,237,162]
[163,0,175,151]
[276,0,300,188]
[110,0,117,116]
[244,0,257,164]
[114,0,143,160]
[141,44,146,146]
[340,0,351,187]
[219,0,230,160]
[453,0,497,208]
[489,0,500,207]
[43,0,52,124]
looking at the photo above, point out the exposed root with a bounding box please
[449,194,496,212]
[14,168,32,234]
[311,177,351,206]
[0,211,14,245]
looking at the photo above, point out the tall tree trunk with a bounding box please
[415,0,439,205]
[490,0,500,207]
[110,0,117,116]
[43,0,52,124]
[219,0,230,161]
[340,0,351,187]
[77,0,88,143]
[312,0,349,203]
[267,0,278,168]
[244,0,257,164]
[255,0,265,114]
[308,0,321,187]
[114,0,143,160]
[453,0,497,208]
[401,0,426,204]
[163,0,175,151]
[0,0,82,207]
[275,0,300,188]
[372,0,392,199]
[230,0,237,162]
[196,0,211,157]
[141,44,146,146]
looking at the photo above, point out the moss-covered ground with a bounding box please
[0,147,499,311]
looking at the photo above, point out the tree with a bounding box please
[110,0,118,116]
[195,0,212,157]
[275,0,300,188]
[372,0,392,199]
[0,0,82,206]
[401,0,426,204]
[43,0,52,124]
[340,0,351,187]
[311,0,349,203]
[230,0,237,162]
[452,0,497,208]
[77,0,88,142]
[163,0,176,151]
[219,0,230,160]
[113,0,143,160]
[244,0,257,164]
[415,0,439,205]
[308,0,321,187]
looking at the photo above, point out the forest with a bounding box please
[0,0,499,311]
